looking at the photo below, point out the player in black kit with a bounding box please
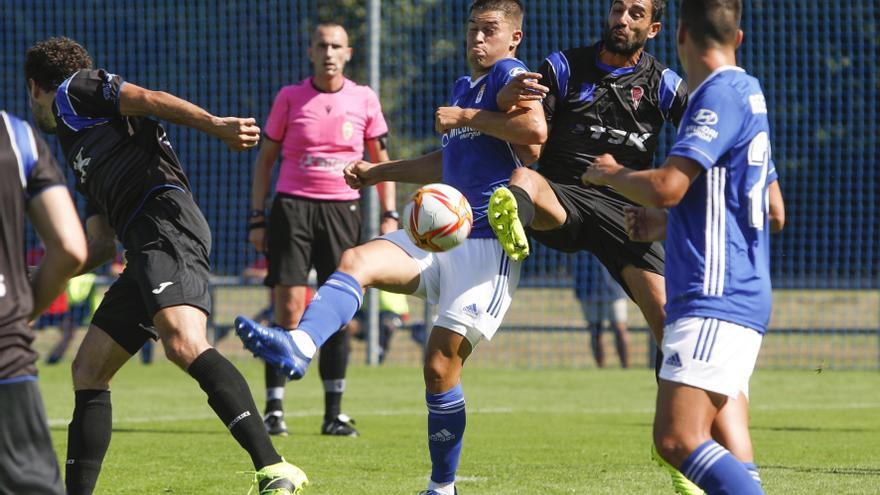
[489,0,686,345]
[24,37,307,495]
[0,110,87,495]
[485,1,753,493]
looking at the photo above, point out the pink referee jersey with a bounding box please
[264,77,388,201]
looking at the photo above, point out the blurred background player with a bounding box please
[247,22,397,437]
[235,1,546,493]
[583,0,784,491]
[27,245,98,364]
[349,290,414,364]
[25,37,307,494]
[0,110,87,494]
[573,257,630,368]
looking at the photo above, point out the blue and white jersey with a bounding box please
[442,58,529,238]
[665,66,778,333]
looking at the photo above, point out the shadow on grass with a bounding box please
[751,425,876,433]
[49,426,223,436]
[764,465,880,476]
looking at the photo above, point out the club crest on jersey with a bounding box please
[342,121,354,141]
[475,84,486,104]
[631,86,644,110]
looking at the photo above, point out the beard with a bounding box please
[602,24,647,57]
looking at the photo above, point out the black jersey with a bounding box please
[0,111,66,379]
[53,69,190,238]
[537,42,688,192]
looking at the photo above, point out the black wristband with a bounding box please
[383,210,400,221]
[248,209,266,219]
[247,221,267,230]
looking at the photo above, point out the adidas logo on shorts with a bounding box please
[429,429,456,442]
[462,304,479,317]
[665,353,683,367]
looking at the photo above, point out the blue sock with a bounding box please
[680,440,764,495]
[297,271,362,347]
[742,462,761,486]
[426,384,466,484]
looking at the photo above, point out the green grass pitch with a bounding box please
[38,359,880,494]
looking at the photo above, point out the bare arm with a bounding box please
[345,150,443,190]
[247,139,282,252]
[78,215,118,276]
[582,154,702,209]
[768,180,785,233]
[26,187,87,319]
[365,138,399,234]
[119,83,260,151]
[435,100,547,147]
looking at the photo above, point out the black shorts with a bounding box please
[0,378,64,495]
[528,182,665,293]
[266,194,362,287]
[92,188,212,354]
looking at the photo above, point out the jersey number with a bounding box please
[746,132,770,230]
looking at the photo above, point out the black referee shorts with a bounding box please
[529,182,665,294]
[0,378,64,495]
[266,194,362,288]
[92,188,212,354]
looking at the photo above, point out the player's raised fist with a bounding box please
[213,116,261,151]
[624,206,668,242]
[344,160,377,189]
[497,72,548,110]
[435,106,471,134]
[582,153,622,186]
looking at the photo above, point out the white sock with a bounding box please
[427,480,455,495]
[290,329,318,358]
[266,387,285,401]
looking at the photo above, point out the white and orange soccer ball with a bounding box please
[403,183,473,252]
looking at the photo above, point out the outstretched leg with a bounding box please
[236,238,421,379]
[488,167,569,261]
[156,305,308,492]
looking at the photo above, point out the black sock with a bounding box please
[188,348,281,469]
[508,185,536,227]
[264,362,286,414]
[66,389,112,495]
[319,330,349,421]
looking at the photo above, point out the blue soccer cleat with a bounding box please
[417,490,457,495]
[234,316,312,380]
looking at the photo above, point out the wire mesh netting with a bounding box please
[2,1,878,370]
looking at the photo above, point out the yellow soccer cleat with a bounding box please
[488,187,530,261]
[651,445,705,495]
[250,459,309,495]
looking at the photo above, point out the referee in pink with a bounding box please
[247,22,397,437]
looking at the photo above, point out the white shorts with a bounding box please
[381,230,521,347]
[659,317,763,399]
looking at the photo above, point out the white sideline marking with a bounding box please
[47,402,880,427]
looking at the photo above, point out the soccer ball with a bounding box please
[403,183,473,252]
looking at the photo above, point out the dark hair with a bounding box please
[679,0,742,46]
[25,37,93,91]
[651,0,667,21]
[469,0,525,27]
